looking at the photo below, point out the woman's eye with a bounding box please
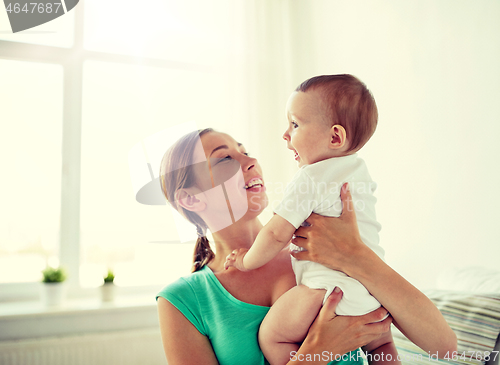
[216,155,232,164]
[242,152,250,156]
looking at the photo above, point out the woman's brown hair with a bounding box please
[159,128,215,272]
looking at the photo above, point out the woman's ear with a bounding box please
[175,189,206,212]
[329,125,347,150]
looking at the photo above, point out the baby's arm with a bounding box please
[224,214,296,271]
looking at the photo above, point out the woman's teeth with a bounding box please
[245,178,263,189]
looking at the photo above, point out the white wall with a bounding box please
[277,0,500,290]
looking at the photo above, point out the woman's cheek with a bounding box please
[249,194,268,212]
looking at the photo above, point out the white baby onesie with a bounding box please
[274,154,384,315]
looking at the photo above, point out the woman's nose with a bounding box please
[242,156,256,171]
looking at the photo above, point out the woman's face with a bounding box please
[188,131,267,231]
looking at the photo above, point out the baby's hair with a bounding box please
[296,74,378,153]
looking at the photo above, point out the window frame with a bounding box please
[0,2,214,302]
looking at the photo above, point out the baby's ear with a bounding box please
[175,189,206,212]
[329,124,347,150]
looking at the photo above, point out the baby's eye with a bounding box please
[291,121,298,128]
[242,152,250,156]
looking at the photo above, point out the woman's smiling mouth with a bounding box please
[244,177,265,191]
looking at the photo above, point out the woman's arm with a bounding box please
[157,297,219,365]
[291,183,457,357]
[287,288,393,365]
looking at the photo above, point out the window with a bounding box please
[0,60,63,284]
[0,0,245,298]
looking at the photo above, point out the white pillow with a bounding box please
[437,267,500,293]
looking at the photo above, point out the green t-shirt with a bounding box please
[157,266,363,365]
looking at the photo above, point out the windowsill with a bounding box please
[0,293,161,342]
[0,294,155,318]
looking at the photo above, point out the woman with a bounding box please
[157,129,456,365]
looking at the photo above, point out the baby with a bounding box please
[225,75,398,365]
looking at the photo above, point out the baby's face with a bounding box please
[283,90,333,167]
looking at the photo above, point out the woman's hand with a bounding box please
[289,288,392,365]
[291,183,370,275]
[308,288,392,352]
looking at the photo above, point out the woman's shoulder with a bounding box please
[157,266,211,301]
[156,267,214,335]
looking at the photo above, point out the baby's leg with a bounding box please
[363,330,401,365]
[259,285,325,365]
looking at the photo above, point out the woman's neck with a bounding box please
[208,218,263,271]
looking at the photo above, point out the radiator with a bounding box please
[0,328,166,365]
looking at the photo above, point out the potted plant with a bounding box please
[101,269,116,302]
[40,266,67,307]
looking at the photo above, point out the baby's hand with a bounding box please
[224,248,250,271]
